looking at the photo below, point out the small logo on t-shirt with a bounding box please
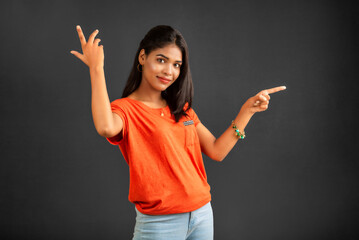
[183,120,194,126]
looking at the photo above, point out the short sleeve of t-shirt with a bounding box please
[106,99,128,145]
[183,102,201,127]
[188,107,201,127]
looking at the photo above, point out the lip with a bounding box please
[157,76,171,83]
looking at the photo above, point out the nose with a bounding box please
[163,63,173,76]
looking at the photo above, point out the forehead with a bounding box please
[150,44,182,60]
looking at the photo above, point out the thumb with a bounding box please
[70,50,85,62]
[250,95,262,105]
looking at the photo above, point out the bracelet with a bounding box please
[232,120,245,139]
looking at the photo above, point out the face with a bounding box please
[138,44,183,92]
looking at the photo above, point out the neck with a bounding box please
[132,77,165,104]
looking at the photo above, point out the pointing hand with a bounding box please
[242,86,286,115]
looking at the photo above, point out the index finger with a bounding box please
[76,25,87,45]
[266,86,286,94]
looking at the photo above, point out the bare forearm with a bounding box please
[213,109,253,161]
[89,67,113,136]
[207,86,286,162]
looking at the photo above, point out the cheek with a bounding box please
[145,61,160,73]
[174,69,181,79]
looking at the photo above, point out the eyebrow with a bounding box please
[156,54,182,63]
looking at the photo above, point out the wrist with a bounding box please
[239,106,254,118]
[234,109,253,132]
[231,120,246,139]
[89,66,104,73]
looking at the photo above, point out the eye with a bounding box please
[157,58,165,63]
[174,63,181,68]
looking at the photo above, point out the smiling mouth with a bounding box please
[157,77,171,83]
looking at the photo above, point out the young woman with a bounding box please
[71,25,285,240]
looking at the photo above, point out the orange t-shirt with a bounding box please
[106,97,211,215]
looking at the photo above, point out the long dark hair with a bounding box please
[121,25,194,122]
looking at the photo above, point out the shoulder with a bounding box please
[111,97,128,104]
[183,102,198,112]
[183,102,191,111]
[183,102,200,120]
[111,98,131,107]
[110,98,133,113]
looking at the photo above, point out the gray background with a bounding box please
[1,0,358,239]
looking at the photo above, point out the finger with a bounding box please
[254,94,269,103]
[260,94,267,102]
[256,90,270,99]
[76,25,87,46]
[94,38,101,46]
[260,104,269,109]
[88,29,99,44]
[253,99,269,107]
[261,94,270,101]
[266,86,286,94]
[261,90,270,100]
[260,100,269,107]
[70,50,85,62]
[251,105,268,113]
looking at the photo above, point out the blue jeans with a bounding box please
[132,202,213,240]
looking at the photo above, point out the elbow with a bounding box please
[97,126,111,138]
[98,129,107,138]
[211,142,225,162]
[213,153,225,162]
[215,151,229,162]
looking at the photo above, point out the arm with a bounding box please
[71,25,122,137]
[89,68,121,137]
[196,86,286,162]
[196,109,253,162]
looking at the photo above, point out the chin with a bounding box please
[158,86,170,92]
[155,80,173,91]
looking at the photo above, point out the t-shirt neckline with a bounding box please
[124,97,169,110]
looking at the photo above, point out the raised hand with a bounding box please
[241,86,286,115]
[70,25,104,69]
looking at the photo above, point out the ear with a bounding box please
[138,49,146,65]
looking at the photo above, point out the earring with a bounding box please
[137,64,142,72]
